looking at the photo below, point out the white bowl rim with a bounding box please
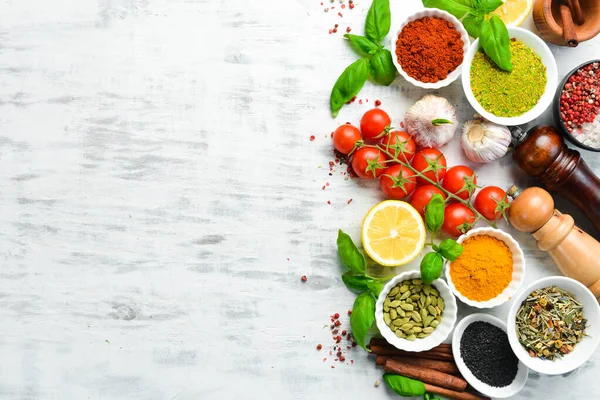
[452,313,529,398]
[506,276,600,375]
[390,8,470,89]
[375,270,457,352]
[461,27,558,126]
[445,227,525,308]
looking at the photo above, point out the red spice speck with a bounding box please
[351,360,354,364]
[338,12,343,17]
[334,320,341,327]
[349,3,354,8]
[346,96,357,104]
[327,200,331,205]
[348,310,352,315]
[310,135,315,141]
[341,4,346,8]
[334,312,340,319]
[332,329,338,335]
[330,131,334,138]
[301,275,307,282]
[334,24,339,28]
[400,122,405,128]
[323,357,327,362]
[334,358,338,361]
[326,182,330,187]
[333,28,337,33]
[342,330,347,336]
[322,185,326,190]
[347,198,353,205]
[340,355,346,362]
[331,365,335,369]
[375,99,381,107]
[346,26,351,33]
[317,344,323,350]
[329,351,333,356]
[328,29,333,34]
[358,99,363,105]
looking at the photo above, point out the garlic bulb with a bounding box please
[461,119,511,163]
[405,95,458,148]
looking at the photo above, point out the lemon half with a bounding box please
[361,200,426,267]
[491,0,533,27]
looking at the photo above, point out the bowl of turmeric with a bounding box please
[444,227,525,308]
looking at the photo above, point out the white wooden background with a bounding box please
[1,0,599,399]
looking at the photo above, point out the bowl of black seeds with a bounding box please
[452,313,529,398]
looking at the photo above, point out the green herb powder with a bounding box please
[470,40,547,117]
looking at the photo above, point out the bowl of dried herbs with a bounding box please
[507,276,600,375]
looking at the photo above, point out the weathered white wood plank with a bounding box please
[0,0,598,398]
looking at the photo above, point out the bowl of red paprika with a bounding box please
[391,9,470,89]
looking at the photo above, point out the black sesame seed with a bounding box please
[460,321,519,388]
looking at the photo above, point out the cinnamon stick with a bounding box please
[424,383,490,400]
[369,344,454,361]
[569,0,585,25]
[369,337,451,350]
[560,1,579,47]
[376,355,460,375]
[384,359,467,392]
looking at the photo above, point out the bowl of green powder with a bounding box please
[462,27,558,126]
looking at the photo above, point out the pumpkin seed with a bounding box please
[417,332,430,338]
[397,308,406,318]
[399,285,410,293]
[421,309,428,321]
[400,291,411,300]
[424,315,434,327]
[430,296,438,307]
[400,323,414,331]
[438,297,445,311]
[423,285,431,295]
[425,295,432,307]
[430,320,440,328]
[410,294,420,301]
[395,330,405,338]
[389,300,401,308]
[400,303,414,311]
[411,311,422,323]
[411,285,422,294]
[412,326,423,333]
[389,287,400,297]
[420,293,427,305]
[384,313,391,325]
[405,328,415,335]
[406,334,416,341]
[390,309,397,320]
[423,327,435,334]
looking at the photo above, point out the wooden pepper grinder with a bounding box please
[507,185,600,301]
[512,125,600,233]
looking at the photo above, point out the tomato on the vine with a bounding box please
[360,108,391,143]
[351,147,387,179]
[475,186,509,220]
[332,124,361,155]
[442,203,475,237]
[411,148,447,185]
[442,165,477,200]
[381,131,416,162]
[380,165,416,199]
[410,185,447,216]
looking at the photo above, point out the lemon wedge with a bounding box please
[491,0,533,27]
[361,200,426,267]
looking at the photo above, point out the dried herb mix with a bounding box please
[516,285,587,360]
[470,39,546,117]
[460,321,518,387]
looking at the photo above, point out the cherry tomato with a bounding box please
[442,203,476,237]
[381,131,416,161]
[380,165,417,199]
[351,147,387,179]
[409,185,447,216]
[360,108,391,143]
[442,166,477,200]
[332,124,362,155]
[411,148,447,185]
[475,186,508,220]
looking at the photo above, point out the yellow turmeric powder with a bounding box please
[449,235,513,301]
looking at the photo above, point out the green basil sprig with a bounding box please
[337,229,367,274]
[422,0,512,71]
[420,194,464,284]
[350,292,376,351]
[383,374,426,396]
[330,0,396,117]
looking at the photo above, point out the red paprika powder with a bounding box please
[395,17,464,83]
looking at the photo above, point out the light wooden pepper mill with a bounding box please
[507,185,600,302]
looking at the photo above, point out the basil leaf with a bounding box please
[369,48,396,86]
[342,272,372,292]
[365,0,391,42]
[462,12,484,38]
[350,292,376,351]
[366,280,385,296]
[480,16,513,72]
[344,34,381,55]
[383,373,426,397]
[420,251,444,285]
[438,238,464,261]
[472,0,503,13]
[330,58,369,117]
[337,229,367,274]
[424,194,445,234]
[422,0,474,19]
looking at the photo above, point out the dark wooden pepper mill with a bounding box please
[512,125,600,232]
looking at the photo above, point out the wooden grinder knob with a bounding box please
[507,185,555,233]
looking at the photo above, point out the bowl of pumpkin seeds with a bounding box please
[375,270,458,352]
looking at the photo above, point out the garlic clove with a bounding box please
[405,95,458,148]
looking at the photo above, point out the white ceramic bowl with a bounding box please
[390,9,470,89]
[506,276,600,375]
[452,313,529,398]
[461,27,558,126]
[445,227,525,308]
[375,270,457,352]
